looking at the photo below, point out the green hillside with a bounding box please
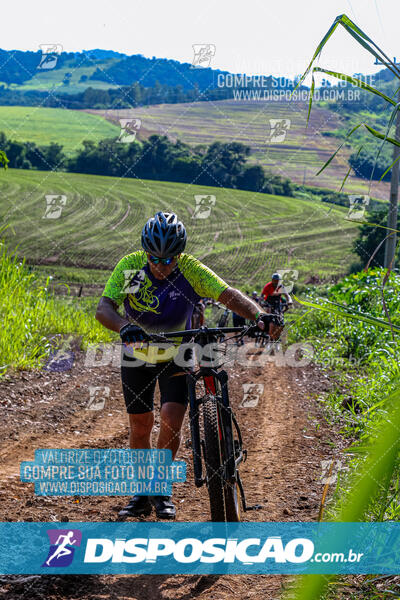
[0,106,119,153]
[89,100,391,199]
[11,62,121,94]
[0,50,121,93]
[0,168,358,289]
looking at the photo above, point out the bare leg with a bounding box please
[157,402,187,459]
[128,412,154,449]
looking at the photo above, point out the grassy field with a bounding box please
[0,168,359,291]
[85,99,391,199]
[0,106,119,153]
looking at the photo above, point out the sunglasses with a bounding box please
[148,255,176,265]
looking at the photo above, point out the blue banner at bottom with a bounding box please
[0,522,399,575]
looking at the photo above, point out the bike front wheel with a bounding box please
[202,394,226,521]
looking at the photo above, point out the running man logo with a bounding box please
[268,119,291,143]
[43,195,67,219]
[320,459,344,485]
[276,269,298,294]
[191,44,216,68]
[87,386,110,411]
[44,335,74,372]
[346,195,370,221]
[193,195,216,219]
[42,529,82,567]
[117,119,141,143]
[240,383,264,408]
[37,44,63,70]
[122,269,146,294]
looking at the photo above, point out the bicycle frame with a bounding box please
[151,326,250,511]
[187,367,245,487]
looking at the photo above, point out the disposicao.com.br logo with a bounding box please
[84,535,315,565]
[0,522,385,575]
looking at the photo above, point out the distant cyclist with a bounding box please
[251,291,260,304]
[96,211,268,520]
[261,273,292,340]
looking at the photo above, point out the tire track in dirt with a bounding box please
[0,347,340,599]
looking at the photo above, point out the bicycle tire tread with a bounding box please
[203,395,226,522]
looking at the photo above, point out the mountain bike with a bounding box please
[150,325,259,522]
[255,296,289,349]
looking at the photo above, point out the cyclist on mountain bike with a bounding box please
[95,211,267,520]
[261,273,293,340]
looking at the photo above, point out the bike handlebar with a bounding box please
[149,325,251,340]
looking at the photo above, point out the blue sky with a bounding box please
[0,0,398,77]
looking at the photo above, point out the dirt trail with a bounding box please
[0,347,340,600]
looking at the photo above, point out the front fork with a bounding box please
[187,372,204,487]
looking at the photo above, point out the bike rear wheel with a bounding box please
[203,394,226,521]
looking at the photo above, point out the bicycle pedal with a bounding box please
[245,503,263,511]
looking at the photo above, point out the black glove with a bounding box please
[119,323,147,344]
[256,313,271,330]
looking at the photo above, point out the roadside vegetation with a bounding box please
[0,237,112,376]
[285,12,400,600]
[287,269,400,599]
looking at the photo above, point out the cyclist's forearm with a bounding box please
[218,287,261,320]
[95,298,129,333]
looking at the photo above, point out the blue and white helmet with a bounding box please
[141,211,187,258]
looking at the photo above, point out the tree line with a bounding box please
[0,132,294,196]
[0,83,232,109]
